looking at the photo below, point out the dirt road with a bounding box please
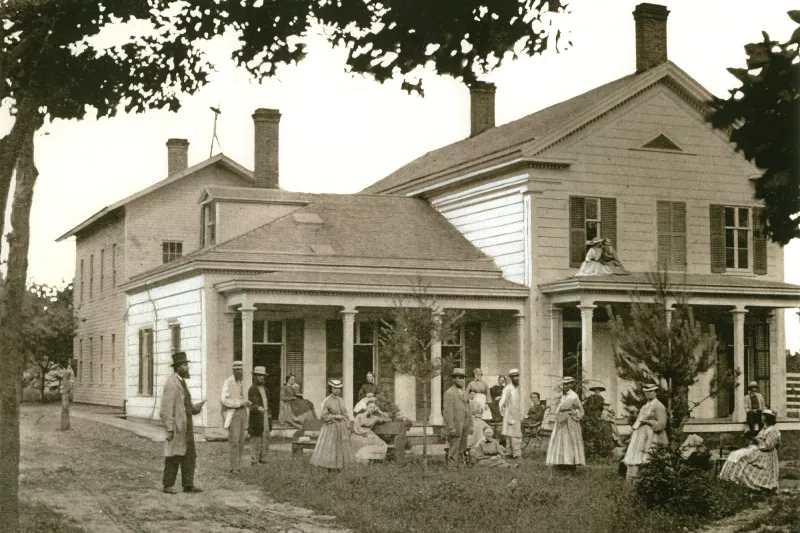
[19,404,348,533]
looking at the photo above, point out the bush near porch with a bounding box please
[242,456,758,533]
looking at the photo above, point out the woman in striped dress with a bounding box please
[719,409,781,492]
[623,384,668,481]
[546,377,585,473]
[310,380,352,471]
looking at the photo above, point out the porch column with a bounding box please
[516,314,528,403]
[240,306,256,393]
[340,308,357,418]
[550,306,563,371]
[767,312,785,416]
[731,306,748,423]
[579,305,596,383]
[430,312,443,426]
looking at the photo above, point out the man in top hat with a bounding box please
[443,367,471,466]
[248,366,271,465]
[160,351,206,494]
[466,368,493,421]
[221,360,252,473]
[744,381,766,434]
[499,369,524,459]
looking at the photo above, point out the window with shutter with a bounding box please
[753,207,768,275]
[286,319,305,388]
[657,201,686,270]
[570,196,618,268]
[138,328,154,396]
[569,197,586,268]
[326,319,343,383]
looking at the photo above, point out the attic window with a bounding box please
[293,212,323,225]
[640,134,683,152]
[311,244,335,255]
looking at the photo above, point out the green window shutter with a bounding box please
[709,205,726,273]
[656,201,672,269]
[753,207,768,275]
[672,201,687,269]
[569,197,586,268]
[286,319,305,389]
[600,197,617,251]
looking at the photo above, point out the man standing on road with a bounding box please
[59,357,76,430]
[500,369,524,460]
[248,366,270,464]
[160,351,206,494]
[443,367,471,466]
[221,361,251,473]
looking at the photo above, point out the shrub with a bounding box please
[582,394,616,459]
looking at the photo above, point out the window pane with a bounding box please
[726,248,735,268]
[738,208,749,228]
[586,221,599,242]
[738,249,748,269]
[267,321,282,343]
[253,320,265,343]
[725,229,734,248]
[359,322,374,344]
[586,198,599,220]
[725,207,735,227]
[738,230,749,250]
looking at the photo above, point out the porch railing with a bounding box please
[787,372,800,419]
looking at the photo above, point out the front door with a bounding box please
[715,321,735,418]
[254,345,281,420]
[563,327,581,382]
[745,322,770,404]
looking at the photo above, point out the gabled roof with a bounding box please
[363,61,715,195]
[56,154,254,241]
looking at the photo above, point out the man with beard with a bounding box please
[499,369,524,459]
[160,351,206,494]
[443,367,471,466]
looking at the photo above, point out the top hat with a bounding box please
[171,351,189,367]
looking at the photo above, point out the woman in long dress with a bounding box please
[468,390,492,448]
[623,384,668,481]
[350,399,390,463]
[546,377,585,473]
[719,409,781,491]
[279,374,316,429]
[310,379,352,471]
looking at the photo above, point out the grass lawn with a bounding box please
[243,451,759,533]
[20,503,86,533]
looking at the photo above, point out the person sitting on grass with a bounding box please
[468,390,492,448]
[473,426,518,469]
[719,409,781,492]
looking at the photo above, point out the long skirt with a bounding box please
[310,420,352,470]
[624,425,655,466]
[279,400,316,429]
[476,455,515,468]
[719,446,779,491]
[350,431,388,463]
[546,418,585,466]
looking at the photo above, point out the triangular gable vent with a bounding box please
[641,134,683,151]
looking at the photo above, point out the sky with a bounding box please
[1,0,798,351]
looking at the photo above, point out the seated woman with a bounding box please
[719,409,781,492]
[350,398,390,463]
[523,392,545,430]
[468,390,492,448]
[473,426,518,469]
[278,374,317,429]
[357,371,378,400]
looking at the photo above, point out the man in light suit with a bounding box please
[500,368,524,459]
[160,351,206,494]
[442,367,471,466]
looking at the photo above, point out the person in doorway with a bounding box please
[310,379,352,471]
[443,367,471,466]
[248,366,270,465]
[59,358,76,431]
[160,351,206,494]
[489,375,507,422]
[499,369,524,459]
[744,381,766,435]
[546,377,585,474]
[221,361,251,473]
[466,368,493,421]
[623,384,668,482]
[358,371,378,400]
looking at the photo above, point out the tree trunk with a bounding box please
[0,120,39,533]
[421,380,428,468]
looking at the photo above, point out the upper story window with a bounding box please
[162,241,183,264]
[89,254,94,300]
[569,196,618,268]
[79,259,84,303]
[111,243,117,287]
[657,201,687,271]
[170,323,181,354]
[138,328,154,396]
[201,203,216,247]
[710,205,767,275]
[99,248,105,295]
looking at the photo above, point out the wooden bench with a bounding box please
[291,418,409,464]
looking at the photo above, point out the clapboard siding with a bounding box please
[431,175,529,285]
[125,275,208,426]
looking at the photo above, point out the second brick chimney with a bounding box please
[633,3,670,73]
[252,108,281,189]
[469,82,496,137]
[166,138,189,175]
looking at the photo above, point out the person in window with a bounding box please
[719,409,781,492]
[489,375,507,422]
[744,381,765,435]
[576,237,628,276]
[310,379,352,471]
[350,398,390,463]
[279,374,316,429]
[358,371,377,400]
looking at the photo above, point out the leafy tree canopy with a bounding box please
[708,10,800,246]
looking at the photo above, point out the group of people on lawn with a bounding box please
[156,351,782,495]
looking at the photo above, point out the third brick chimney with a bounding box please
[252,108,281,189]
[166,138,189,175]
[469,82,496,137]
[633,3,670,73]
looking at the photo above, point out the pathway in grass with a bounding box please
[19,404,349,533]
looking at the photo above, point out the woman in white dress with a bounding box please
[546,377,585,473]
[623,384,668,481]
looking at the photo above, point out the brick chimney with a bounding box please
[469,82,496,137]
[633,3,669,73]
[166,138,189,175]
[252,108,281,189]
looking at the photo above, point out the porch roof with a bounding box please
[539,272,800,307]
